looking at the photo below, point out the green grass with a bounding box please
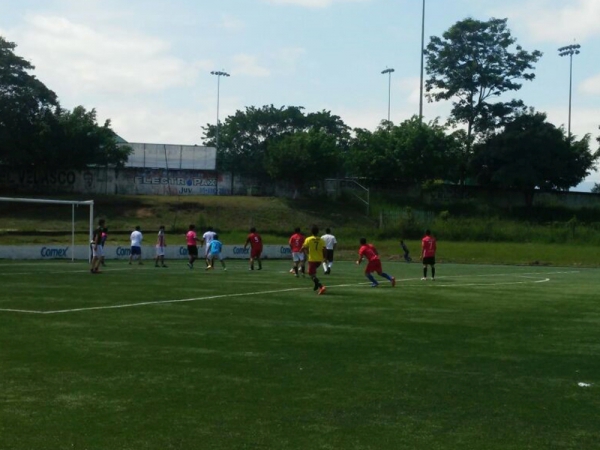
[1,259,599,449]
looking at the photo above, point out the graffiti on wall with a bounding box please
[132,169,227,195]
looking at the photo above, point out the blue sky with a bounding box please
[1,0,599,190]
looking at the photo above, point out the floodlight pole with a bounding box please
[558,44,581,140]
[381,68,395,122]
[419,0,426,123]
[210,70,230,150]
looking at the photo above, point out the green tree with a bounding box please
[471,112,599,206]
[0,36,58,166]
[424,18,542,163]
[202,105,349,181]
[41,106,131,170]
[345,117,460,187]
[264,129,340,194]
[0,36,129,170]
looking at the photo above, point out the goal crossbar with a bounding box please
[0,197,95,262]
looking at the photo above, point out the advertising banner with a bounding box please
[0,245,292,261]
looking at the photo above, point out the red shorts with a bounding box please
[251,248,262,259]
[307,261,320,275]
[365,259,382,274]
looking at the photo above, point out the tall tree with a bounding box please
[202,105,349,181]
[345,117,460,187]
[41,106,131,171]
[0,36,58,166]
[0,36,129,170]
[471,112,599,206]
[264,129,340,195]
[424,18,542,163]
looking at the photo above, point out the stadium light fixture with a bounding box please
[558,44,581,140]
[210,70,230,150]
[381,67,395,123]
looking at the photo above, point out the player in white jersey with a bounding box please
[321,228,337,274]
[201,226,217,266]
[155,225,167,268]
[129,226,143,265]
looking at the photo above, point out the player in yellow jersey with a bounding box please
[302,225,327,295]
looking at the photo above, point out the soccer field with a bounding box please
[1,260,599,450]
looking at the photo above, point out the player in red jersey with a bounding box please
[244,227,263,270]
[289,227,305,277]
[421,229,437,281]
[356,238,396,287]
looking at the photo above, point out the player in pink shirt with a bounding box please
[356,238,396,288]
[186,224,200,269]
[421,229,437,280]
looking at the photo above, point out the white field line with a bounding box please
[0,283,360,315]
[0,270,579,315]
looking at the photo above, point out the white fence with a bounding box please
[0,245,293,261]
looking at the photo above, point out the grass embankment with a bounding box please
[1,194,599,266]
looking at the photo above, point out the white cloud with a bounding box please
[496,0,600,43]
[263,0,369,8]
[220,14,245,32]
[581,73,600,95]
[12,14,211,97]
[274,47,306,73]
[231,54,271,77]
[102,102,212,145]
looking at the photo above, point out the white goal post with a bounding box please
[0,197,95,262]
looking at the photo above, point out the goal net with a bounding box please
[0,197,95,261]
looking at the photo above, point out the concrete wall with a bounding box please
[0,167,301,198]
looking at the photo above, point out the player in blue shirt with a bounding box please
[206,234,227,270]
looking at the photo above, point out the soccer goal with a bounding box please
[0,197,95,261]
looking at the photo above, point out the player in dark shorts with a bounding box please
[421,229,437,280]
[186,224,200,269]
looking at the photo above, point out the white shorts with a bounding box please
[292,252,305,262]
[156,246,165,257]
[92,245,104,258]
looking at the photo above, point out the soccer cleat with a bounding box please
[371,282,379,288]
[205,265,213,270]
[391,277,396,287]
[223,267,227,271]
[155,264,159,268]
[162,265,168,268]
[187,263,193,269]
[421,277,427,281]
[318,286,326,295]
